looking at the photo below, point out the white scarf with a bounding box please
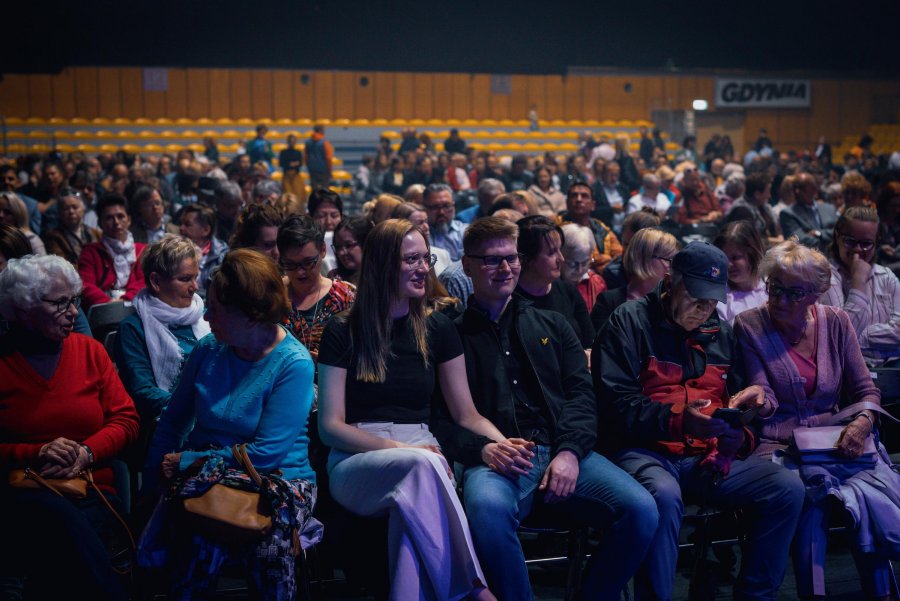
[102,232,137,288]
[132,289,211,392]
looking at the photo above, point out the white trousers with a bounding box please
[328,422,486,601]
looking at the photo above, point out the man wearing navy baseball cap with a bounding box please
[592,241,804,600]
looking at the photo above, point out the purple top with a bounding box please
[733,303,880,448]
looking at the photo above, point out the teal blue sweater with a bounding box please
[143,329,315,493]
[114,313,199,421]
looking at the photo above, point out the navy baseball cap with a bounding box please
[671,241,729,303]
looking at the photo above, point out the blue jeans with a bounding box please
[462,446,658,601]
[615,449,805,601]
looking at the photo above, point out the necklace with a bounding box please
[291,280,328,350]
[784,312,811,346]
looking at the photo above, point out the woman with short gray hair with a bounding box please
[43,187,102,265]
[114,235,210,421]
[0,254,138,600]
[560,223,607,312]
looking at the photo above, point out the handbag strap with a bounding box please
[816,400,900,427]
[231,444,264,488]
[23,467,67,497]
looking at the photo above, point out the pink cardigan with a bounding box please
[733,304,880,446]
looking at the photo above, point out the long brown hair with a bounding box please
[349,219,429,382]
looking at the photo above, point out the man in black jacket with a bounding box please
[434,216,657,601]
[593,241,804,601]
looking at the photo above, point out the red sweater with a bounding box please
[0,333,140,490]
[77,241,147,309]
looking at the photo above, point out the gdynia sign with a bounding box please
[715,78,811,108]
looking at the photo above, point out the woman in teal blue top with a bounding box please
[142,248,316,600]
[115,235,210,421]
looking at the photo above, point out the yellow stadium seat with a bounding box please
[390,118,407,126]
[619,120,634,126]
[159,130,178,138]
[48,117,67,125]
[96,130,114,138]
[445,119,464,126]
[514,120,530,127]
[144,144,163,152]
[558,143,578,151]
[73,131,92,138]
[55,144,74,152]
[540,143,559,151]
[196,118,213,125]
[111,118,130,125]
[155,118,173,125]
[30,144,50,152]
[665,142,680,151]
[5,132,27,139]
[235,118,255,125]
[220,143,239,153]
[274,118,293,126]
[371,118,389,125]
[333,171,351,180]
[175,118,194,125]
[480,119,496,126]
[116,131,132,138]
[68,118,87,125]
[187,144,204,153]
[435,144,445,152]
[333,157,343,166]
[463,119,480,126]
[122,144,142,153]
[334,118,351,126]
[216,118,235,125]
[99,144,118,152]
[426,119,444,126]
[391,143,400,151]
[486,142,504,151]
[497,119,515,127]
[409,119,426,126]
[271,171,282,181]
[181,130,200,138]
[6,117,24,125]
[506,143,523,151]
[165,144,183,152]
[468,143,485,151]
[26,130,45,138]
[137,130,156,138]
[89,118,110,125]
[134,118,152,125]
[25,117,46,125]
[523,143,541,151]
[221,130,243,139]
[475,130,494,138]
[629,143,640,151]
[296,118,313,126]
[548,119,567,127]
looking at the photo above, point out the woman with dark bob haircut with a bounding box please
[142,248,316,600]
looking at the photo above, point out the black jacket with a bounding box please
[432,296,597,467]
[592,285,752,456]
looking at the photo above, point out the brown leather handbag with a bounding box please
[182,444,272,541]
[8,467,88,498]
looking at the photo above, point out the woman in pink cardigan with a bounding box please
[734,240,899,601]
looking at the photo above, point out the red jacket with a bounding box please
[77,242,147,309]
[0,333,139,491]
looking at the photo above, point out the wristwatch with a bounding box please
[79,443,94,466]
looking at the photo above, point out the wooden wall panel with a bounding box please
[271,70,294,120]
[0,74,31,117]
[166,69,187,118]
[143,88,166,119]
[74,68,99,118]
[208,69,230,119]
[97,68,121,117]
[185,69,210,119]
[432,73,453,120]
[413,73,433,119]
[562,76,582,121]
[525,75,545,121]
[373,72,396,119]
[470,75,491,119]
[250,70,273,119]
[50,69,77,118]
[450,73,471,119]
[544,76,565,120]
[334,72,356,118]
[839,81,871,137]
[509,75,528,121]
[394,72,414,118]
[28,75,53,117]
[580,76,600,120]
[229,70,252,119]
[312,71,334,120]
[354,72,375,119]
[119,69,144,119]
[293,71,313,119]
[490,83,510,121]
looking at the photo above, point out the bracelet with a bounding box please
[854,411,875,432]
[79,443,94,466]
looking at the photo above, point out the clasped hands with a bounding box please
[481,439,578,504]
[37,437,91,478]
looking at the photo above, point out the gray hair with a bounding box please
[560,223,595,259]
[254,179,282,199]
[760,239,831,295]
[478,178,506,203]
[0,254,82,319]
[215,180,243,204]
[641,173,661,188]
[724,174,746,198]
[825,183,843,203]
[140,235,202,289]
[404,184,425,201]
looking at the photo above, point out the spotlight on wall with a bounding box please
[692,99,709,111]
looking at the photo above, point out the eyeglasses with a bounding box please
[41,295,82,313]
[467,253,522,269]
[332,241,360,253]
[280,255,320,272]
[653,255,672,265]
[563,258,590,270]
[402,253,438,268]
[839,235,875,252]
[767,280,814,303]
[424,203,454,212]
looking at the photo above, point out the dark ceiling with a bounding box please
[5,0,898,76]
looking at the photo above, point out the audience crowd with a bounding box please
[1,123,899,600]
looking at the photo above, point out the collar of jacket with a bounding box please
[647,282,721,346]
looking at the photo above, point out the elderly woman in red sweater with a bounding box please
[734,240,898,601]
[0,254,139,600]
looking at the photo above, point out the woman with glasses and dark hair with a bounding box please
[278,215,355,362]
[43,187,101,265]
[0,254,138,600]
[819,206,900,367]
[318,219,511,601]
[734,240,899,601]
[328,215,373,286]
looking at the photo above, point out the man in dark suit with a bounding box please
[592,161,631,232]
[779,172,838,252]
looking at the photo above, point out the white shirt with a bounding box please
[627,192,672,217]
[717,280,767,325]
